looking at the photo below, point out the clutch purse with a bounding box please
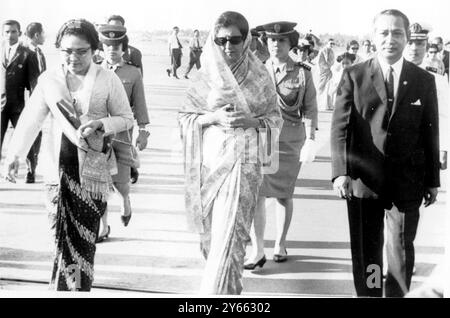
[111,129,140,169]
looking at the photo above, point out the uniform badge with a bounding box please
[410,23,422,33]
[274,24,281,33]
[109,32,116,38]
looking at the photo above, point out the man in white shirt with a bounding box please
[166,26,182,79]
[25,22,46,76]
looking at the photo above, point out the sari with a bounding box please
[179,25,282,294]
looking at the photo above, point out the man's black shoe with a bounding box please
[25,171,35,184]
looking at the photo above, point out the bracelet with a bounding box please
[139,127,151,134]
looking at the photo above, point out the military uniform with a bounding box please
[123,45,143,76]
[102,60,149,126]
[258,22,318,198]
[98,24,150,184]
[407,23,449,166]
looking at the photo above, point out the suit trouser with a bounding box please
[347,198,420,297]
[185,50,201,75]
[385,205,420,297]
[347,198,385,297]
[171,48,182,75]
[1,109,42,173]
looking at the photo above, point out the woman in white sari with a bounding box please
[179,11,282,295]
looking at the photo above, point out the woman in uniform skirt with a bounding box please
[245,21,318,268]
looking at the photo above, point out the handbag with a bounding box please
[111,129,140,168]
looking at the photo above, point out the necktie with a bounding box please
[36,47,43,72]
[5,47,11,65]
[385,66,394,114]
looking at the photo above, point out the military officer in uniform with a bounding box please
[245,21,318,269]
[107,15,144,76]
[404,22,448,170]
[96,24,150,242]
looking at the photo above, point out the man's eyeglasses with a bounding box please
[214,36,243,46]
[61,47,91,56]
[350,47,359,51]
[428,50,438,54]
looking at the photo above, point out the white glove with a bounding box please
[3,157,20,183]
[300,139,316,163]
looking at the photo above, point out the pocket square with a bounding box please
[411,99,422,106]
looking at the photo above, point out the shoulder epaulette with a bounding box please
[295,61,311,71]
[125,60,139,68]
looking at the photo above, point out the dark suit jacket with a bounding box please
[2,43,40,114]
[443,50,449,77]
[0,62,5,108]
[331,58,440,210]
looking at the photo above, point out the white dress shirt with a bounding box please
[4,42,19,64]
[28,42,44,72]
[377,56,404,98]
[168,33,181,49]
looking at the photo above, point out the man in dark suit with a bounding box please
[1,20,40,181]
[331,9,440,297]
[23,22,47,183]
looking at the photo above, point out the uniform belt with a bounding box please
[283,119,303,126]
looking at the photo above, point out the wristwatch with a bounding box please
[139,124,151,135]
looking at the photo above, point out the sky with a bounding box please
[1,0,449,39]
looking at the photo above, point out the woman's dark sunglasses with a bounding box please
[214,36,243,46]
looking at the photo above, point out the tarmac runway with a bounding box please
[0,54,447,297]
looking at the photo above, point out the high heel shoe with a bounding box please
[121,211,132,227]
[96,225,110,243]
[121,197,132,227]
[244,255,266,270]
[273,248,288,263]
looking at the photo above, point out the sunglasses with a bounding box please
[61,47,91,56]
[429,51,438,54]
[214,36,243,46]
[350,47,359,51]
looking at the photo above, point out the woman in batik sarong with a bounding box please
[179,11,283,295]
[4,19,134,291]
